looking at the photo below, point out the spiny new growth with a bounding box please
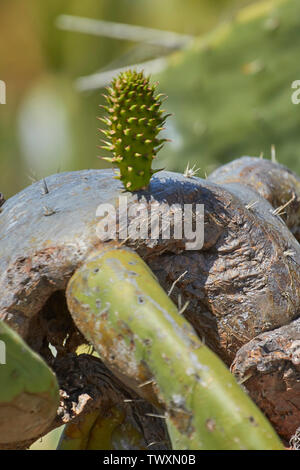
[98,70,170,191]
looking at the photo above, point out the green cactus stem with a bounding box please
[0,321,59,445]
[98,69,170,192]
[66,247,284,450]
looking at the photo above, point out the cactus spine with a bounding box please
[99,70,170,191]
[66,247,284,450]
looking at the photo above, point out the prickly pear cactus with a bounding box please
[1,47,300,449]
[66,247,284,450]
[99,70,170,191]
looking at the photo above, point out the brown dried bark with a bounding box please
[231,317,300,442]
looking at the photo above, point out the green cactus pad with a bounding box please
[99,70,170,191]
[66,247,284,450]
[0,321,59,444]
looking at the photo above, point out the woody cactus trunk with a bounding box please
[0,68,297,450]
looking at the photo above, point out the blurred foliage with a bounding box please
[0,0,249,198]
[156,0,300,175]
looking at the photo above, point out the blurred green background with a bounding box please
[0,0,257,199]
[1,0,299,201]
[1,0,299,449]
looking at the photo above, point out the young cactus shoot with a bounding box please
[98,70,170,192]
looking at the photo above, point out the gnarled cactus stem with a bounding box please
[66,247,283,450]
